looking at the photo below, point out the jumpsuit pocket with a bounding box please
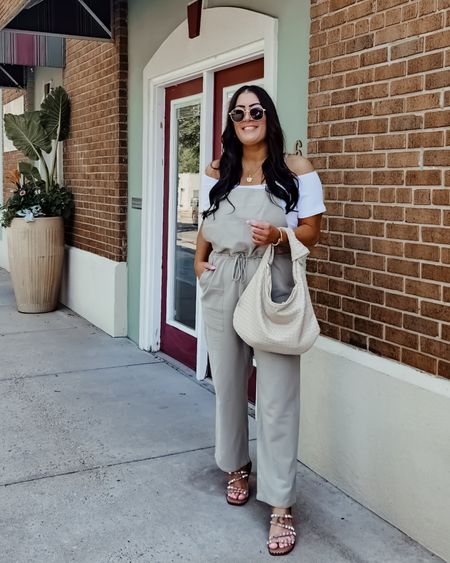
[198,268,213,292]
[199,271,224,332]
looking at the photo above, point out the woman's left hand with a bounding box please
[248,220,279,246]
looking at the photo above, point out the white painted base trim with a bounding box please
[300,336,450,561]
[1,239,127,336]
[60,246,127,337]
[0,234,9,271]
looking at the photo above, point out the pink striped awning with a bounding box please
[0,30,64,67]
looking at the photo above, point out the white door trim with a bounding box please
[139,7,278,379]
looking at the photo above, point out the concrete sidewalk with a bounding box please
[0,268,443,563]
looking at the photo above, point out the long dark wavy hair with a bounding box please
[202,84,299,219]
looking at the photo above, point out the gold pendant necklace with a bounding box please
[244,164,262,183]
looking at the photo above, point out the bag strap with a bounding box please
[262,229,310,286]
[282,228,310,262]
[266,228,309,274]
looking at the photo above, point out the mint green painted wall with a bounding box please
[128,0,310,343]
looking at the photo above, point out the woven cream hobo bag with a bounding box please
[233,228,320,355]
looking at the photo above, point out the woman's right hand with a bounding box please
[195,261,216,279]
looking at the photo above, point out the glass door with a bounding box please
[167,98,201,332]
[160,60,264,382]
[160,78,203,369]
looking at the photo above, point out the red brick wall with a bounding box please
[2,89,26,205]
[308,0,449,378]
[63,0,128,262]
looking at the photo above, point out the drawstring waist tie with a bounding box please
[211,247,289,283]
[232,253,248,283]
[212,250,263,283]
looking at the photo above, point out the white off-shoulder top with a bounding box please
[201,171,326,229]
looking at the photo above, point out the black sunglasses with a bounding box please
[229,106,266,123]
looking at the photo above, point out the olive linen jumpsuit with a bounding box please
[199,186,300,509]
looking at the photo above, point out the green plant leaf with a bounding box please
[40,86,71,141]
[19,161,42,183]
[4,112,52,159]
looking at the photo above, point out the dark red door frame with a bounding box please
[160,60,264,392]
[160,77,203,370]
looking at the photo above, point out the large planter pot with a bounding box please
[7,217,65,313]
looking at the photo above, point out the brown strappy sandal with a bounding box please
[225,461,252,506]
[267,512,296,556]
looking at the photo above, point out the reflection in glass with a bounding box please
[172,102,200,330]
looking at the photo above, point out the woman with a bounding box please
[194,85,325,556]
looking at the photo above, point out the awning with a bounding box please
[0,30,64,67]
[1,0,112,42]
[0,0,112,88]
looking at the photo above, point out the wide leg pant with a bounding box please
[200,251,300,508]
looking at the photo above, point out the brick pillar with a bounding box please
[308,0,449,378]
[63,0,128,262]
